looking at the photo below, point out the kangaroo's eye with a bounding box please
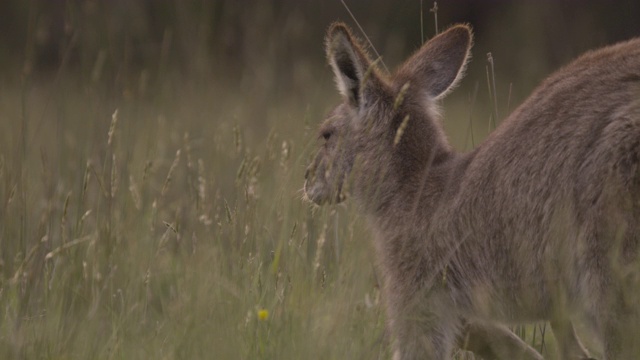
[321,130,332,141]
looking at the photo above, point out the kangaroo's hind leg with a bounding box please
[597,278,640,360]
[550,318,595,360]
[459,321,544,360]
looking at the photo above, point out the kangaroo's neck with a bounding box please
[356,113,457,225]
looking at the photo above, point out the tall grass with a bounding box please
[0,58,404,359]
[0,1,388,358]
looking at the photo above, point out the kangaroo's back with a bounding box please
[441,36,640,322]
[476,37,640,186]
[460,37,640,219]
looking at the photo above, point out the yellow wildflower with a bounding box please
[257,309,269,321]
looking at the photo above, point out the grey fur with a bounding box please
[305,22,640,360]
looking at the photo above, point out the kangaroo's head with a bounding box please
[304,23,472,207]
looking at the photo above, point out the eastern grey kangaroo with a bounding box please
[304,22,640,359]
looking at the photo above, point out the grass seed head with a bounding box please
[394,115,411,146]
[108,109,119,146]
[162,149,181,196]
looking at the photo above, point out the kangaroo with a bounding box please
[304,22,640,360]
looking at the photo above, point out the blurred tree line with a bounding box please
[0,0,639,101]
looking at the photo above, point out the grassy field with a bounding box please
[0,22,547,360]
[0,54,404,358]
[3,1,638,359]
[0,62,552,360]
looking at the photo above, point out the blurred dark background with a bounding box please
[1,0,640,127]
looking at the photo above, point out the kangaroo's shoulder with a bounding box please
[498,37,640,134]
[461,38,640,193]
[574,36,640,66]
[541,37,640,91]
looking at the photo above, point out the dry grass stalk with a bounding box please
[162,149,181,196]
[129,175,142,210]
[108,109,118,146]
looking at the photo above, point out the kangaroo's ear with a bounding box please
[326,23,380,107]
[395,24,473,100]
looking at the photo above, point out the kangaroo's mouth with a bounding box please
[303,179,326,205]
[303,178,345,205]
